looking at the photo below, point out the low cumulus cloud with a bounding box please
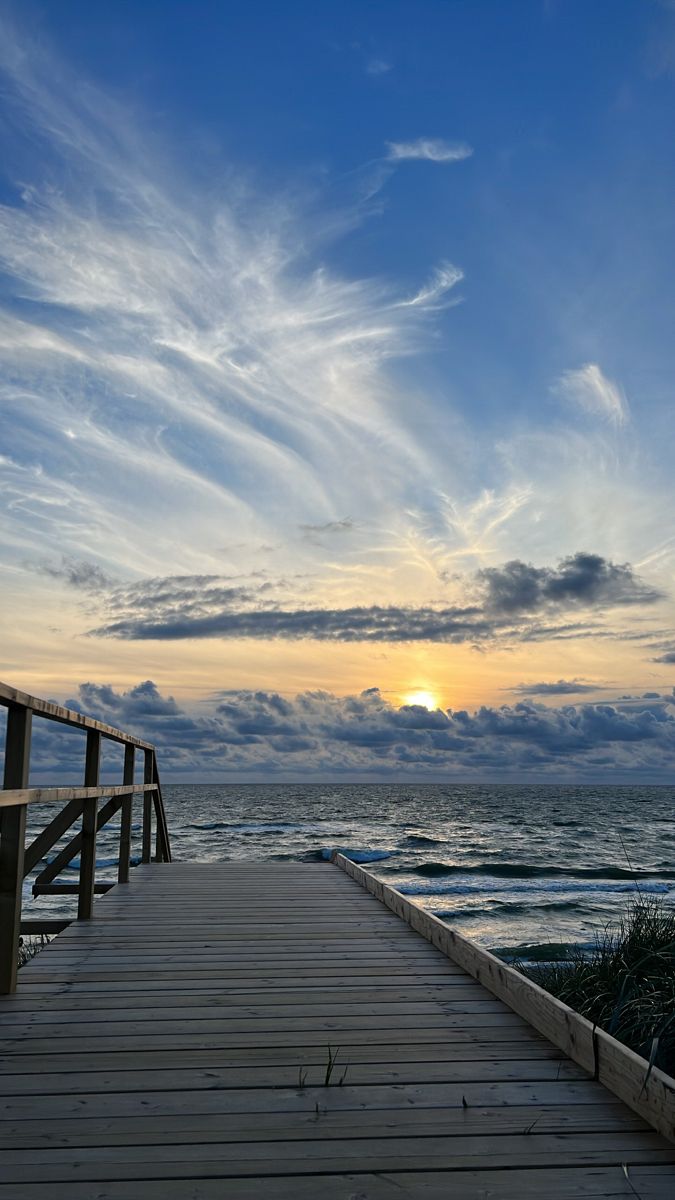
[29,681,675,781]
[555,363,628,425]
[385,138,474,163]
[509,679,605,697]
[86,551,664,643]
[478,552,660,614]
[652,649,675,663]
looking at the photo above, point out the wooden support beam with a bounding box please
[0,704,31,994]
[33,882,114,896]
[20,919,70,935]
[152,753,172,863]
[23,797,85,876]
[118,746,134,884]
[34,795,124,889]
[142,749,153,864]
[78,730,101,920]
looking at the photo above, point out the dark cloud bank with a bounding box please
[79,552,664,645]
[23,680,675,782]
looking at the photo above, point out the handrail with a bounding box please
[0,680,171,993]
[0,682,154,749]
[0,784,158,808]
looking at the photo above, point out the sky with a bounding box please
[1,0,675,781]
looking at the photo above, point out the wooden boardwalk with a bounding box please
[1,861,674,1197]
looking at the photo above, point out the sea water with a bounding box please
[22,783,674,958]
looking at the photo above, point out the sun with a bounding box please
[403,689,440,710]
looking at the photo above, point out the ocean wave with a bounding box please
[321,848,396,863]
[398,878,671,897]
[409,860,675,881]
[404,834,445,847]
[61,855,141,871]
[493,942,586,963]
[433,898,583,919]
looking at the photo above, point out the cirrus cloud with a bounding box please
[385,138,474,163]
[555,363,628,426]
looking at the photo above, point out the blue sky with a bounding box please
[1,0,675,779]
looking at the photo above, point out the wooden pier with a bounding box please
[1,684,675,1196]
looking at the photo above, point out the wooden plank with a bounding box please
[1,1166,674,1200]
[151,755,171,863]
[19,920,69,935]
[12,975,490,998]
[0,1058,587,1095]
[6,971,485,994]
[32,883,114,896]
[0,1043,564,1071]
[0,785,152,809]
[334,853,675,1144]
[0,994,509,1016]
[0,703,31,994]
[117,746,134,885]
[0,1101,650,1149]
[77,730,101,920]
[0,1012,531,1034]
[0,1078,630,1122]
[142,749,153,864]
[0,1132,672,1183]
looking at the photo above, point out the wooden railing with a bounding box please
[0,681,171,993]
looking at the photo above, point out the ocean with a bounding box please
[23,783,675,959]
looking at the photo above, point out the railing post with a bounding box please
[142,749,153,863]
[0,703,31,994]
[118,745,134,884]
[152,752,171,863]
[78,730,100,919]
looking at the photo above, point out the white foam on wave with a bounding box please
[397,878,671,897]
[321,848,396,863]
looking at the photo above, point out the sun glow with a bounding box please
[403,689,440,710]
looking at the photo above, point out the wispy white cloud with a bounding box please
[366,58,392,76]
[0,15,475,596]
[385,138,473,163]
[397,261,463,308]
[555,363,629,426]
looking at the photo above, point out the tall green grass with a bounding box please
[520,897,675,1077]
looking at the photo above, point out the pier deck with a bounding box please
[1,861,674,1197]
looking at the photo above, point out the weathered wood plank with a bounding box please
[0,785,154,809]
[0,1009,524,1033]
[1,1166,674,1199]
[0,1078,630,1122]
[0,1101,648,1150]
[0,1058,587,1095]
[0,704,31,994]
[0,1133,672,1184]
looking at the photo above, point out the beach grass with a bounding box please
[519,896,675,1077]
[18,934,51,968]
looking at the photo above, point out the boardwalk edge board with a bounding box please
[332,851,675,1144]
